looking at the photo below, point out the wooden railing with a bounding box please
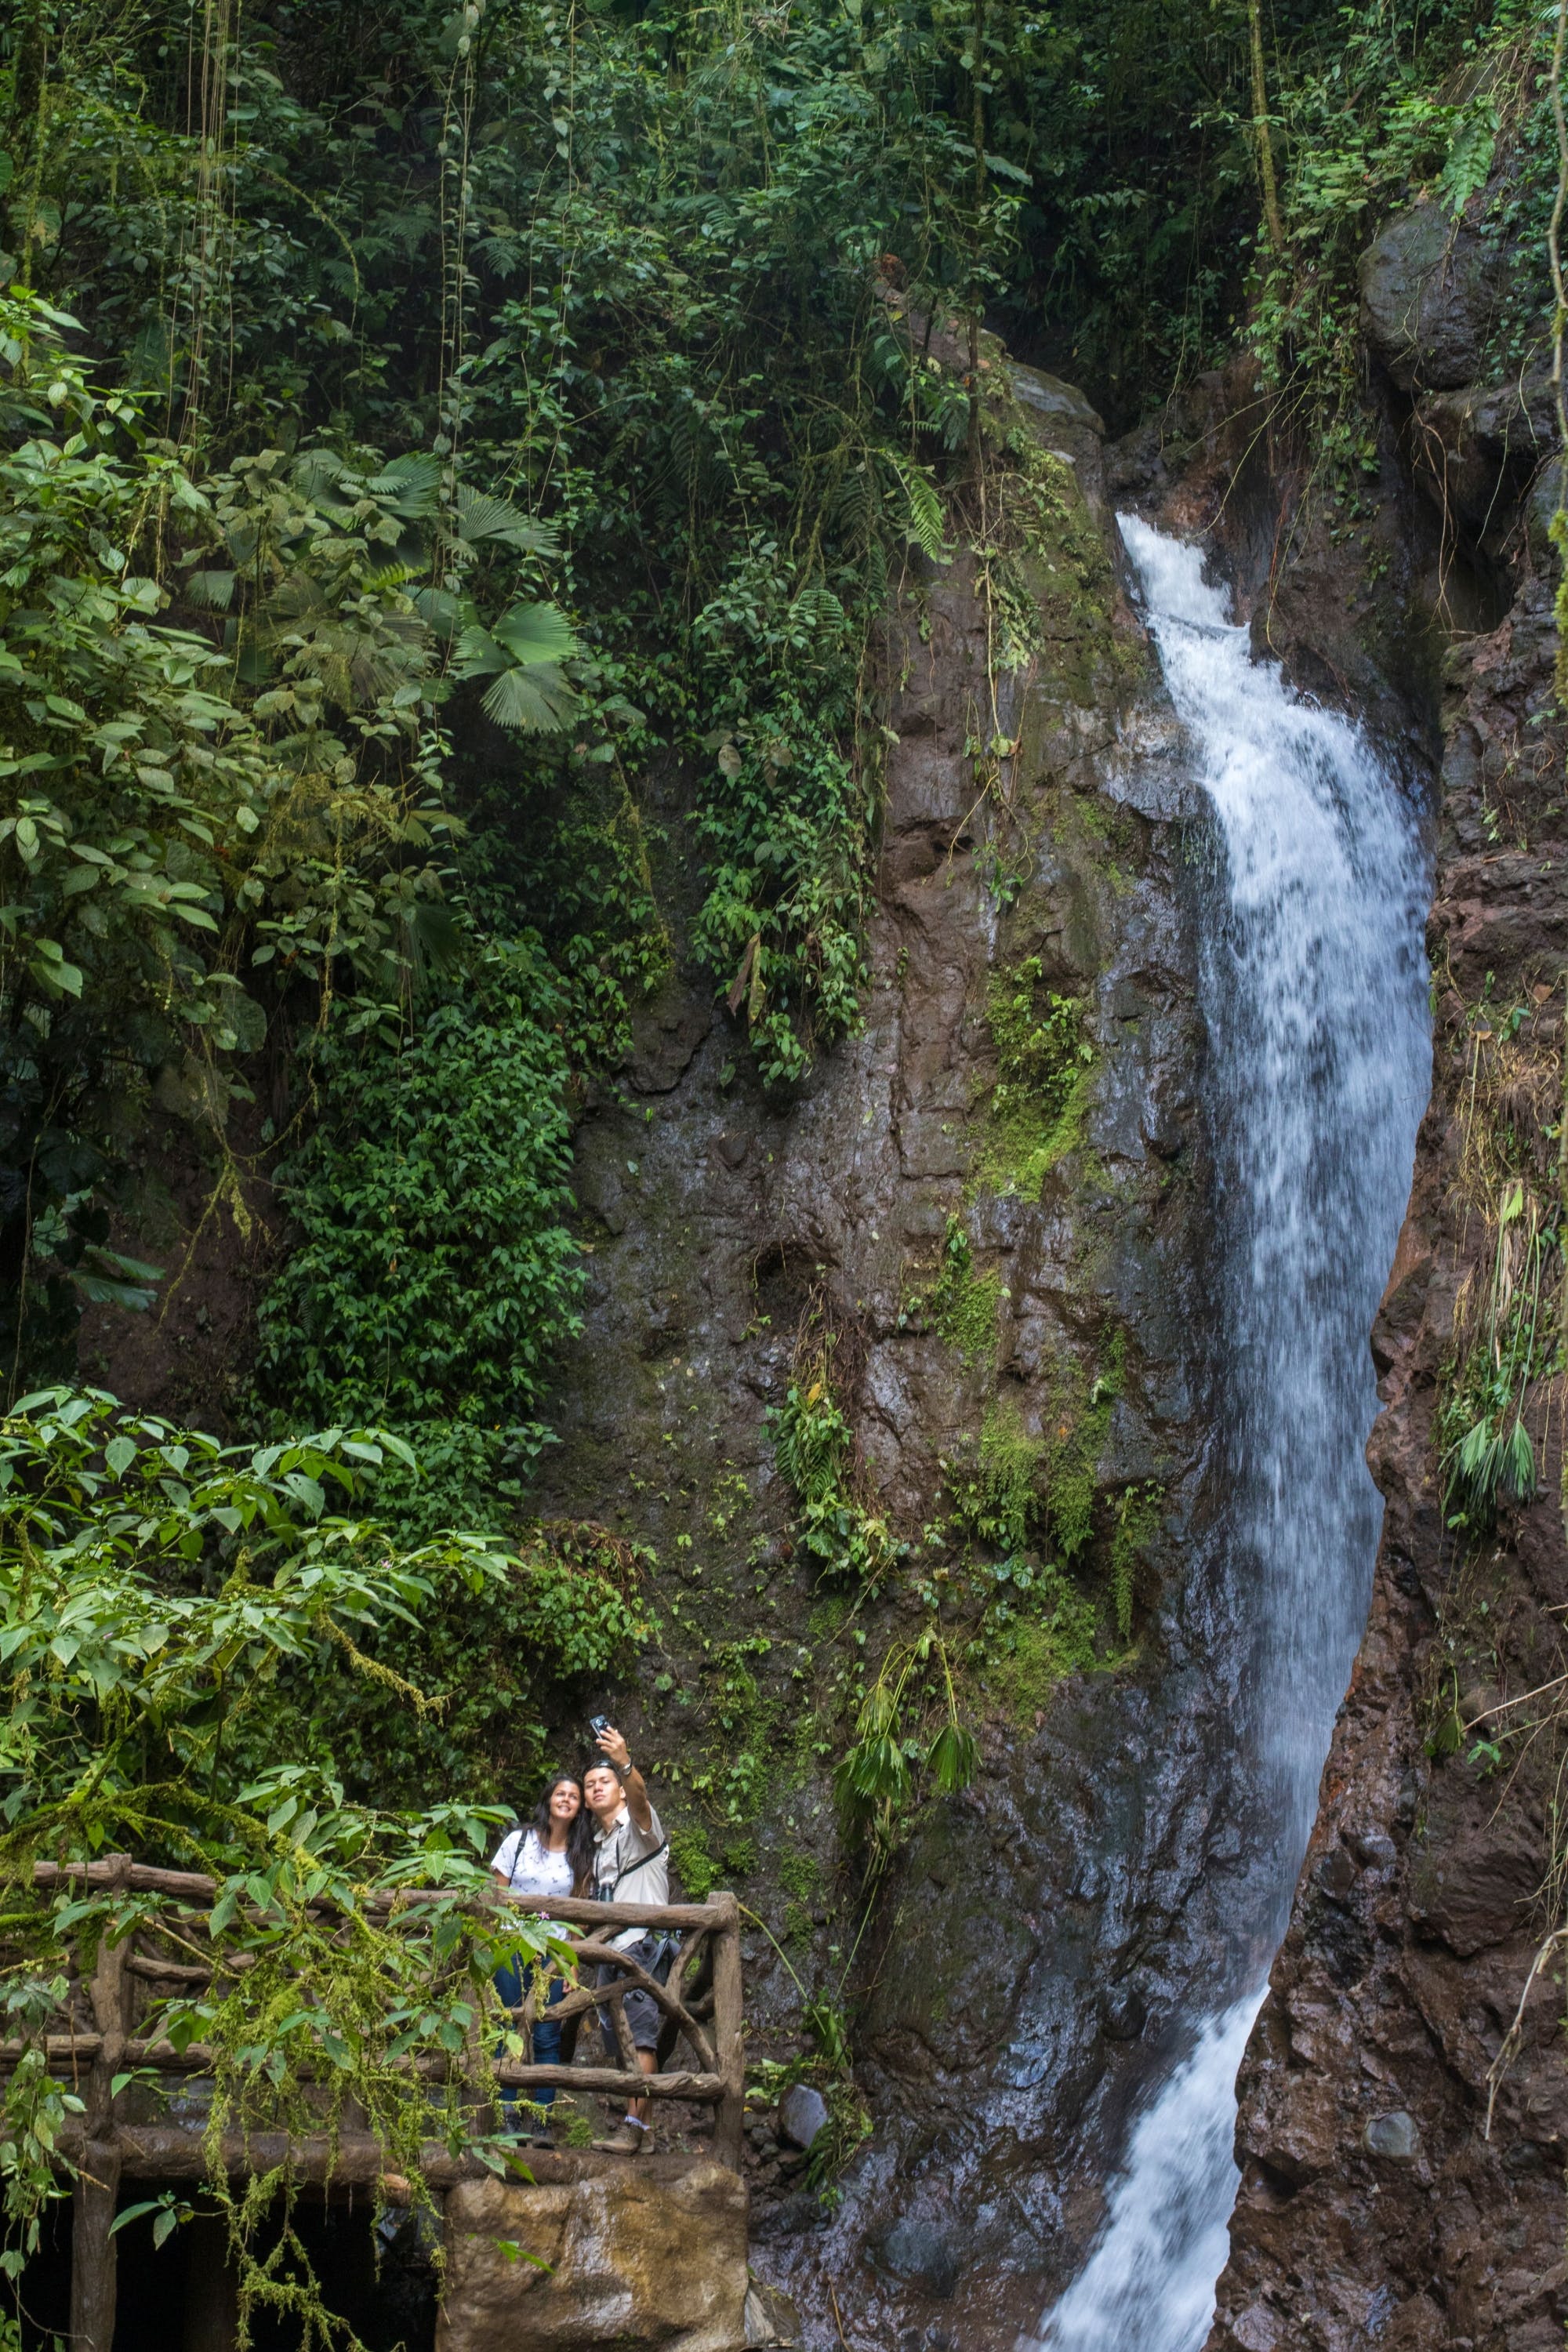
[10,1857,745,2352]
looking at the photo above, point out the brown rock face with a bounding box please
[537,373,1264,2343]
[437,2164,750,2352]
[1207,521,1568,2339]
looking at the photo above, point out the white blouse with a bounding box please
[490,1826,575,1900]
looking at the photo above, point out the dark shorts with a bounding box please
[596,1933,661,2055]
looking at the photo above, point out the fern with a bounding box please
[889,456,950,565]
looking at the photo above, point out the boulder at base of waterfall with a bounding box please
[437,2163,748,2352]
[1363,2111,1420,2161]
[1358,205,1507,391]
[777,2084,829,2151]
[872,2218,960,2299]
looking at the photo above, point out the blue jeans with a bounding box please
[495,1960,565,2126]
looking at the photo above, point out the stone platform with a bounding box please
[438,2154,795,2352]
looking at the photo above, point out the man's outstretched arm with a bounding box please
[598,1724,653,1834]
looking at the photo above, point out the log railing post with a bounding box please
[709,1892,743,2169]
[71,1853,129,2352]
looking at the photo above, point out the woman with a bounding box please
[490,1773,593,2136]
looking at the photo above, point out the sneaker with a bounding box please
[593,2121,650,2155]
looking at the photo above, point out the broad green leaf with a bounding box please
[479,665,577,734]
[452,486,560,554]
[108,2201,166,2238]
[491,604,578,665]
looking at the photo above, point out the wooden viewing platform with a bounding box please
[14,1857,746,2352]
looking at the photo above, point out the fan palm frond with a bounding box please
[367,453,444,518]
[453,601,579,732]
[451,485,561,555]
[478,662,576,732]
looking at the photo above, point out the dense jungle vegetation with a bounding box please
[0,0,1560,2320]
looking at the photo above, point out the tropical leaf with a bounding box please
[1501,1417,1536,1500]
[491,603,578,664]
[1437,100,1497,219]
[478,664,576,732]
[412,585,463,638]
[833,1731,908,1806]
[452,486,560,554]
[291,448,347,497]
[368,453,444,517]
[788,585,846,635]
[184,570,236,610]
[68,1246,162,1312]
[452,603,579,731]
[452,622,505,678]
[926,1721,978,1793]
[891,458,949,564]
[398,896,465,978]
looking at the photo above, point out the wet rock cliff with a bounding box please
[530,366,1262,2343]
[1176,206,1568,2352]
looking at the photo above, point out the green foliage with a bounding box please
[1243,11,1554,438]
[0,1386,506,1812]
[940,1389,1115,1716]
[0,285,595,1388]
[255,942,584,1535]
[902,1214,1003,1363]
[1044,1333,1124,1563]
[779,1849,823,1908]
[691,1637,779,1826]
[0,1387,563,2292]
[452,601,579,735]
[668,1820,755,1901]
[669,1822,718,1901]
[974,1396,1044,1555]
[263,1518,655,1811]
[1440,1181,1555,1533]
[747,1994,871,2194]
[1049,1455,1097,1562]
[1108,1479,1163,1641]
[833,1631,977,1857]
[978,956,1095,1199]
[977,1580,1100,1722]
[769,1344,895,1586]
[884,0,1558,448]
[447,0,1007,1083]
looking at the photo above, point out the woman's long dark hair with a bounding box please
[528,1772,594,1893]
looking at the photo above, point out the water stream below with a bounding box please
[1026,520,1432,2351]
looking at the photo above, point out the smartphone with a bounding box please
[590,1713,612,1740]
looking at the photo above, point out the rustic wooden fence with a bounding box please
[8,1857,745,2352]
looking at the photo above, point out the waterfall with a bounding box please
[1026,521,1431,2352]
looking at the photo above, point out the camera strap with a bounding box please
[599,1834,668,1898]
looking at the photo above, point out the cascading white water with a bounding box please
[1025,521,1431,2352]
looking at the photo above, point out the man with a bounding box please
[582,1723,668,2154]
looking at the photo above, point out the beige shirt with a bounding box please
[592,1800,668,1950]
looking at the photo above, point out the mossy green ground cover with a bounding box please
[978,956,1097,1198]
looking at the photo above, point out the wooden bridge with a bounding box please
[12,1857,746,2352]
